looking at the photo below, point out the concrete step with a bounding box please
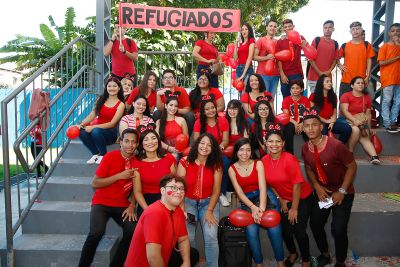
[12,234,118,267]
[40,176,94,202]
[52,158,98,177]
[293,129,400,157]
[62,141,119,160]
[22,201,121,235]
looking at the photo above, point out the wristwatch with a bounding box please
[338,187,347,195]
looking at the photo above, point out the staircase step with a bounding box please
[52,158,98,177]
[12,234,118,267]
[22,201,121,235]
[62,141,119,160]
[40,176,94,202]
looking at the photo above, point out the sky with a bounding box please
[0,0,399,50]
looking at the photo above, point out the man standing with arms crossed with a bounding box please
[302,110,357,267]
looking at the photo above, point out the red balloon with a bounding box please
[223,57,230,66]
[232,79,237,88]
[235,80,245,92]
[274,113,290,126]
[230,70,237,80]
[218,111,226,117]
[226,43,235,57]
[265,37,276,54]
[229,58,238,69]
[229,210,254,227]
[260,210,281,228]
[264,60,275,75]
[182,146,191,156]
[288,30,302,45]
[223,145,234,158]
[66,126,80,139]
[303,44,318,60]
[175,134,189,151]
[275,50,292,61]
[371,134,383,155]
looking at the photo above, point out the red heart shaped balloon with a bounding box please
[264,60,276,75]
[275,50,292,61]
[228,210,254,227]
[303,44,318,60]
[229,58,238,69]
[288,30,302,45]
[265,37,276,54]
[223,145,234,158]
[235,80,245,92]
[226,43,235,57]
[274,113,290,126]
[260,210,281,228]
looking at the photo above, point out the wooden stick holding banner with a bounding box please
[119,26,122,46]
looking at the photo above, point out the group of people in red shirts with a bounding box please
[72,17,399,267]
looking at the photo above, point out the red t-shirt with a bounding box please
[191,88,223,116]
[134,153,176,194]
[179,157,215,199]
[240,92,273,114]
[92,150,136,207]
[125,201,188,267]
[90,101,121,126]
[228,133,243,146]
[164,120,183,146]
[255,37,279,76]
[339,92,372,116]
[30,124,43,145]
[232,161,259,193]
[195,40,219,65]
[160,86,191,110]
[302,137,355,194]
[307,37,338,81]
[111,38,138,77]
[262,152,312,201]
[193,116,229,143]
[309,93,336,120]
[238,38,255,65]
[276,37,305,76]
[281,96,311,120]
[126,87,157,110]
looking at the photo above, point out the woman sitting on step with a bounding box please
[119,95,154,135]
[78,76,125,164]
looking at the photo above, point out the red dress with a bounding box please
[164,120,183,146]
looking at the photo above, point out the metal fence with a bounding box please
[1,37,100,265]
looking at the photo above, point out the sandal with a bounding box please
[284,253,298,267]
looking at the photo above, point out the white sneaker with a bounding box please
[95,156,103,164]
[86,155,99,164]
[226,192,233,203]
[219,194,230,207]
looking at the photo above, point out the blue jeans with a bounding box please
[280,73,304,98]
[261,75,280,98]
[381,85,400,128]
[221,155,230,195]
[79,127,117,156]
[185,198,220,267]
[236,64,254,85]
[241,189,284,263]
[197,64,219,88]
[322,120,352,144]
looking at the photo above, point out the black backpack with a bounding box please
[218,216,252,267]
[305,37,339,76]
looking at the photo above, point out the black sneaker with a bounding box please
[334,263,345,267]
[386,124,400,133]
[370,155,381,165]
[316,254,331,267]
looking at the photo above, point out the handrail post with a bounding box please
[1,103,15,266]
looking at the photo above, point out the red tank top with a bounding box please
[232,161,259,193]
[90,101,121,125]
[164,120,183,146]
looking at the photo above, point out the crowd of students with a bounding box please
[73,18,399,267]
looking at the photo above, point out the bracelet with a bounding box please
[249,204,255,208]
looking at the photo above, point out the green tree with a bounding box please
[0,7,95,79]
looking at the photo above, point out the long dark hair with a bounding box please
[230,138,256,165]
[313,74,337,109]
[199,96,218,134]
[130,95,151,116]
[253,100,275,145]
[137,129,166,160]
[138,71,157,97]
[187,133,222,170]
[158,96,179,141]
[95,77,124,115]
[226,99,249,137]
[245,74,266,93]
[189,72,212,110]
[240,22,255,43]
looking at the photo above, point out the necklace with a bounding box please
[237,161,252,172]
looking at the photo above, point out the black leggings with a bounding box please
[309,193,354,263]
[137,193,162,218]
[30,142,49,177]
[78,204,136,267]
[281,194,313,262]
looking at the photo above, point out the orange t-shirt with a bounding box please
[377,43,400,88]
[338,41,375,83]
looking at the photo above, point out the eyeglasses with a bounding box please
[258,107,269,111]
[163,76,174,80]
[165,185,185,193]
